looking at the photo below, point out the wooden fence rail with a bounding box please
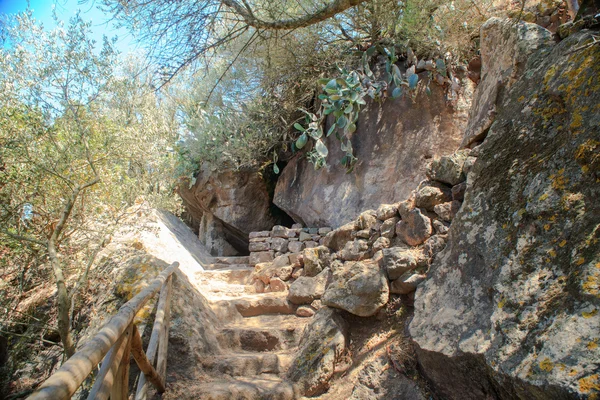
[27,262,179,400]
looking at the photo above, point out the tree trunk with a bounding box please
[48,239,76,358]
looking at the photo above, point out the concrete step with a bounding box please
[212,293,297,319]
[186,375,296,400]
[202,353,281,376]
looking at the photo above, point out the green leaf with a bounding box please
[310,127,323,139]
[408,74,419,90]
[337,115,348,128]
[296,132,308,149]
[318,78,330,85]
[325,79,337,91]
[329,94,341,100]
[392,87,403,99]
[273,164,279,174]
[318,94,328,100]
[344,103,353,114]
[366,46,377,56]
[327,123,337,137]
[294,123,305,132]
[324,107,334,115]
[426,86,432,96]
[436,59,447,77]
[336,78,347,87]
[347,122,356,133]
[333,109,344,118]
[315,139,328,157]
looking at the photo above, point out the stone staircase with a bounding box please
[189,256,310,399]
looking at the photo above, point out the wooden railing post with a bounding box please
[130,325,165,393]
[111,323,133,400]
[156,275,173,385]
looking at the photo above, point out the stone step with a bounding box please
[212,293,297,318]
[202,353,281,377]
[186,375,296,400]
[214,256,250,265]
[196,266,254,285]
[218,322,306,352]
[206,262,251,270]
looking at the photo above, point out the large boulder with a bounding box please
[303,246,331,277]
[410,26,600,399]
[287,307,349,396]
[179,165,276,255]
[274,82,470,228]
[396,208,433,246]
[287,269,331,305]
[322,260,389,317]
[460,17,554,148]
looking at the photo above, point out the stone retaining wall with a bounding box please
[248,224,332,265]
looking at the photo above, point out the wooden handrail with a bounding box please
[27,262,179,400]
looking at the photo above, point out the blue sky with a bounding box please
[0,0,138,55]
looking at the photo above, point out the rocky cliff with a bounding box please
[410,19,600,399]
[273,80,471,228]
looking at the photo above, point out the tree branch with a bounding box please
[221,0,369,30]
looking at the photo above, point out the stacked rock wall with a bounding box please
[248,224,332,266]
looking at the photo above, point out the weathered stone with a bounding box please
[390,274,426,294]
[376,204,398,221]
[373,237,390,252]
[270,237,289,253]
[249,242,270,252]
[338,239,370,261]
[380,217,398,239]
[410,29,599,399]
[397,199,414,220]
[432,220,450,235]
[287,269,331,305]
[415,182,452,211]
[249,251,274,266]
[433,200,462,222]
[249,231,271,239]
[299,231,312,242]
[422,235,447,260]
[296,305,315,318]
[249,237,267,243]
[396,208,432,246]
[451,182,467,201]
[355,229,371,239]
[273,79,469,228]
[291,267,304,279]
[268,277,287,292]
[274,251,283,258]
[304,241,318,249]
[287,307,348,396]
[272,225,294,238]
[253,279,266,294]
[311,235,321,242]
[426,150,470,186]
[308,228,319,235]
[311,299,322,310]
[322,260,389,317]
[272,254,291,268]
[291,223,303,229]
[288,241,305,253]
[463,156,477,176]
[355,210,378,230]
[288,253,301,266]
[303,246,331,277]
[323,222,356,251]
[460,17,554,148]
[254,263,293,284]
[382,248,419,280]
[318,227,333,235]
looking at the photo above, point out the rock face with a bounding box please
[410,25,600,399]
[178,165,276,256]
[274,82,470,228]
[287,307,349,396]
[323,260,389,317]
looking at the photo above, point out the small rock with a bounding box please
[249,237,267,243]
[376,204,398,221]
[373,237,390,252]
[305,241,318,249]
[380,217,399,239]
[355,229,371,239]
[433,200,462,222]
[397,199,415,220]
[322,260,389,317]
[272,254,291,268]
[253,279,266,293]
[396,208,433,246]
[426,149,470,186]
[272,225,295,238]
[292,267,304,279]
[292,223,303,229]
[269,277,287,292]
[271,237,289,253]
[249,231,270,239]
[249,251,274,266]
[299,231,312,242]
[303,246,331,277]
[311,299,322,310]
[308,228,319,235]
[355,210,378,230]
[287,269,331,305]
[296,305,315,317]
[318,227,333,235]
[249,241,270,252]
[390,274,427,294]
[311,235,321,242]
[382,248,418,280]
[433,219,450,235]
[289,253,301,266]
[323,222,356,251]
[415,182,452,211]
[338,239,370,261]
